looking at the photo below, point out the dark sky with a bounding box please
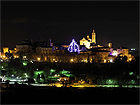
[1,1,139,50]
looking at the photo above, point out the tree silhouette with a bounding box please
[41,74,45,83]
[37,73,40,82]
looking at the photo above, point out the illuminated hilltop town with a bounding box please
[0,30,134,63]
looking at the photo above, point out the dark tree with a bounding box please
[37,73,40,82]
[41,74,45,83]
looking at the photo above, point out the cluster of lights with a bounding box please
[14,55,19,58]
[68,39,80,54]
[81,59,87,62]
[30,60,33,63]
[131,48,135,51]
[0,55,8,60]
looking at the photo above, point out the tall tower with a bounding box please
[108,40,112,48]
[108,43,112,48]
[92,30,96,44]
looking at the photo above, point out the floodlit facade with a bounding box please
[80,37,91,49]
[80,30,96,49]
[92,30,96,44]
[80,30,102,49]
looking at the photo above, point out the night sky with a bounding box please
[1,1,139,50]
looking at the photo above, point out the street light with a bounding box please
[70,59,74,62]
[37,57,40,61]
[110,59,113,63]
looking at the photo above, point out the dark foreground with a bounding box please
[1,84,139,104]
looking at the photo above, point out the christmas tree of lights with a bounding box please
[68,39,80,54]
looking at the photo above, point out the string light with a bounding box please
[68,39,80,54]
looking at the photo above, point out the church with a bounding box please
[80,30,103,49]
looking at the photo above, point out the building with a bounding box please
[80,37,91,49]
[117,47,133,61]
[36,46,53,54]
[2,30,134,63]
[80,30,103,49]
[16,38,32,52]
[92,30,96,44]
[80,30,96,49]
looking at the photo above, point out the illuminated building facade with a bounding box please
[80,37,91,49]
[92,30,96,44]
[80,30,103,49]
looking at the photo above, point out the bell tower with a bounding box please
[92,30,96,44]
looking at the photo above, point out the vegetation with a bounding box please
[1,56,139,85]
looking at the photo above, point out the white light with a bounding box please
[112,53,117,56]
[131,48,135,50]
[110,59,113,63]
[31,61,33,63]
[12,75,14,77]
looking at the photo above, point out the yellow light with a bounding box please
[104,59,106,63]
[112,52,117,56]
[37,58,40,61]
[3,56,5,58]
[129,58,132,61]
[53,59,55,61]
[23,56,26,59]
[84,59,87,62]
[70,59,74,62]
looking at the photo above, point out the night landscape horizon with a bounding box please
[1,1,139,104]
